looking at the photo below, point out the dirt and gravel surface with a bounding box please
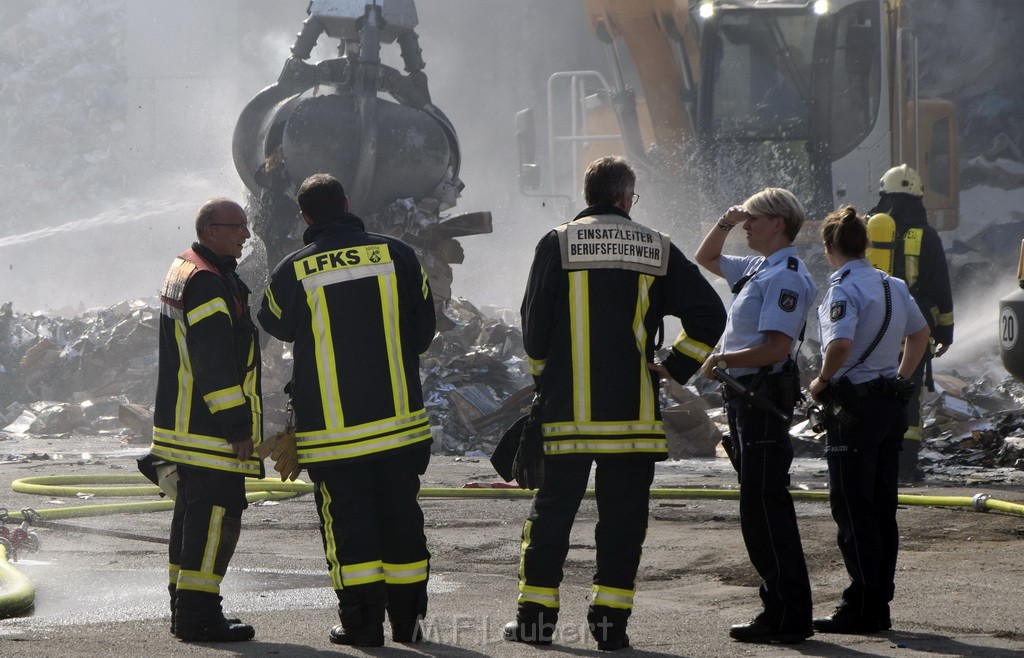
[1,431,1023,657]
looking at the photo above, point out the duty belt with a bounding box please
[850,377,899,397]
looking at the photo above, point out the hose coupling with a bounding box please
[972,493,991,512]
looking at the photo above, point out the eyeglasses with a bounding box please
[209,222,249,230]
[631,193,640,205]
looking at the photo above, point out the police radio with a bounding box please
[866,213,896,275]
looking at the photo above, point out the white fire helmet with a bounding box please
[155,461,179,500]
[880,164,923,196]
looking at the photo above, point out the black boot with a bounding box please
[588,605,630,650]
[330,587,386,647]
[388,580,428,643]
[168,583,176,635]
[503,605,557,646]
[174,591,254,642]
[813,601,882,634]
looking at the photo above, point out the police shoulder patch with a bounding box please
[830,300,847,321]
[778,289,798,312]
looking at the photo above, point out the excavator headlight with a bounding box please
[699,2,714,19]
[813,1,830,15]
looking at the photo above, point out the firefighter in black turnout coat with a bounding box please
[149,198,263,642]
[869,164,954,482]
[503,156,726,651]
[258,173,436,647]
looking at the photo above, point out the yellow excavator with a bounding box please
[517,0,958,239]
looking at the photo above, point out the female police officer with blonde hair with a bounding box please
[808,207,930,635]
[695,187,815,643]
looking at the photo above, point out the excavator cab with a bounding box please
[517,0,958,241]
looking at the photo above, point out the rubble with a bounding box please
[0,296,754,460]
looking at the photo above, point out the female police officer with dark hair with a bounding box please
[808,207,930,635]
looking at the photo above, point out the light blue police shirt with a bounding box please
[817,258,927,385]
[719,246,817,377]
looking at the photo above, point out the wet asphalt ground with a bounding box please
[1,435,1023,657]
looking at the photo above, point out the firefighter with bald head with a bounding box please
[868,164,954,483]
[149,198,263,642]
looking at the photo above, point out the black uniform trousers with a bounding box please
[309,441,431,634]
[518,456,656,640]
[725,383,813,633]
[824,392,905,617]
[168,464,247,630]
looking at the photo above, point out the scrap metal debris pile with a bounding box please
[0,297,534,455]
[0,298,1023,476]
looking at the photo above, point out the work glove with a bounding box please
[269,427,301,482]
[512,415,545,490]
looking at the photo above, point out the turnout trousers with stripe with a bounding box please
[726,393,813,632]
[309,442,431,636]
[823,392,904,618]
[516,456,655,643]
[168,464,247,633]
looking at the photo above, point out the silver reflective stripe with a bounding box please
[300,261,396,291]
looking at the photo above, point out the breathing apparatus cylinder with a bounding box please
[866,213,897,274]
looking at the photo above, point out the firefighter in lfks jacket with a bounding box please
[868,164,954,482]
[258,173,436,648]
[503,156,726,651]
[149,198,263,643]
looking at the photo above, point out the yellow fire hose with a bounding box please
[2,474,1023,618]
[0,543,35,618]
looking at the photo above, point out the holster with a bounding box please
[820,377,860,428]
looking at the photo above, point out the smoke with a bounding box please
[0,0,1020,327]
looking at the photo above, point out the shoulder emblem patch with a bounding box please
[778,289,798,312]
[830,300,847,321]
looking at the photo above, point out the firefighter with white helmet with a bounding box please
[868,164,954,483]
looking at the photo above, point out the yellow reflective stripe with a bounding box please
[200,506,225,574]
[308,286,345,429]
[904,426,923,441]
[297,409,429,443]
[244,341,262,442]
[319,482,344,590]
[168,563,179,586]
[635,275,654,422]
[383,559,429,585]
[379,271,410,417]
[176,569,223,594]
[151,428,262,475]
[569,271,591,421]
[341,560,385,586]
[173,320,193,432]
[204,385,245,413]
[161,301,184,323]
[543,438,668,455]
[421,266,430,299]
[517,585,560,608]
[934,310,954,327]
[187,298,230,326]
[265,286,282,319]
[518,520,560,609]
[542,420,665,436]
[528,355,546,377]
[153,427,238,454]
[903,229,922,288]
[297,423,432,463]
[674,331,714,363]
[592,584,635,610]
